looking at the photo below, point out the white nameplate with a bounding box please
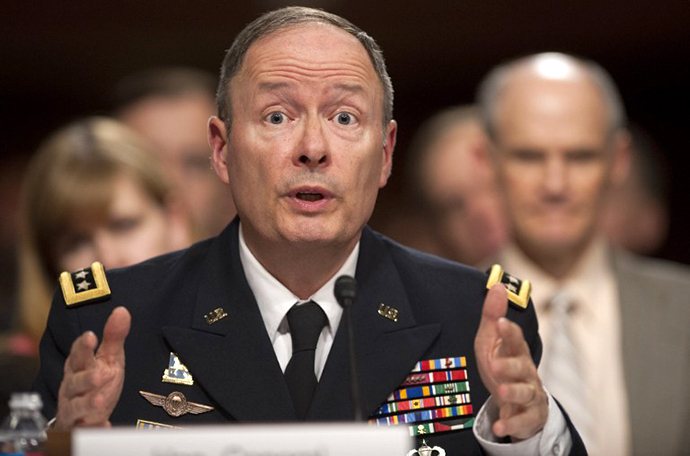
[73,423,413,455]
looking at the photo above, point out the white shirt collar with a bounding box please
[238,222,359,342]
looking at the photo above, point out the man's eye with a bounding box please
[511,149,543,162]
[110,217,140,233]
[335,112,354,125]
[267,112,286,124]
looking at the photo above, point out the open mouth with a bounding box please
[296,192,324,202]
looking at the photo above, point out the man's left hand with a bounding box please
[474,284,548,440]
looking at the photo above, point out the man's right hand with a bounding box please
[54,306,131,430]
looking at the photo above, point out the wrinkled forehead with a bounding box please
[234,23,381,95]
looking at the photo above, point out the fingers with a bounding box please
[478,284,508,334]
[66,331,98,374]
[496,317,530,358]
[475,284,508,354]
[96,307,131,362]
[61,368,103,400]
[497,383,537,405]
[492,386,549,439]
[473,286,549,439]
[490,356,536,383]
[56,307,131,431]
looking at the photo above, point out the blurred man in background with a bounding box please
[600,125,670,255]
[114,67,236,239]
[479,52,690,456]
[400,106,509,266]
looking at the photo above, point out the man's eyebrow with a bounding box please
[257,81,292,92]
[331,83,365,95]
[255,81,366,96]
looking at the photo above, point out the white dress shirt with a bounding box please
[239,226,357,379]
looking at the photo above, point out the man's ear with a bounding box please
[208,116,230,184]
[379,120,397,188]
[611,129,632,186]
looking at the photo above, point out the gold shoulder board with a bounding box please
[59,261,111,306]
[486,264,531,309]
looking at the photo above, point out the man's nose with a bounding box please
[295,116,329,169]
[543,155,568,195]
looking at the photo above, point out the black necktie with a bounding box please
[284,301,327,420]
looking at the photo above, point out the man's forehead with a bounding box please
[497,76,609,133]
[249,22,362,55]
[236,23,378,87]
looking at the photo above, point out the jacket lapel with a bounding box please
[309,227,440,421]
[162,223,440,423]
[162,220,296,422]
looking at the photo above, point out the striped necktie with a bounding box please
[540,290,595,453]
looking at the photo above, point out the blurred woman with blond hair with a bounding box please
[17,116,192,347]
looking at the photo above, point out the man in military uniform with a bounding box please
[34,7,585,455]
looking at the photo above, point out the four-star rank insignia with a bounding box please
[486,264,531,309]
[162,352,194,386]
[59,261,111,306]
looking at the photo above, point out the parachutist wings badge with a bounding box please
[139,391,214,417]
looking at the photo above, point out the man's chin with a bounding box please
[521,232,587,256]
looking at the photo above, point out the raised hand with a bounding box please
[474,284,548,440]
[54,307,131,430]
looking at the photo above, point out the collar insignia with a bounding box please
[59,261,111,306]
[486,264,531,309]
[378,303,399,322]
[204,307,228,325]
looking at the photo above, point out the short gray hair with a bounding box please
[477,52,627,141]
[216,6,394,131]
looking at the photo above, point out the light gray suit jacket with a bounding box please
[616,250,690,455]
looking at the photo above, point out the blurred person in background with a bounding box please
[15,116,191,352]
[392,105,508,266]
[4,117,191,417]
[114,67,236,239]
[600,125,670,255]
[479,52,690,455]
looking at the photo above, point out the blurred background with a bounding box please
[2,0,689,272]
